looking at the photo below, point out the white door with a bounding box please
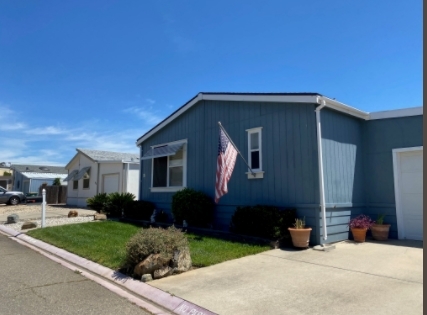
[103,174,119,194]
[393,148,423,240]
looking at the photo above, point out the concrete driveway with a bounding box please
[150,240,423,315]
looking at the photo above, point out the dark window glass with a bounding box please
[251,151,260,169]
[73,180,78,190]
[153,156,167,187]
[83,170,90,189]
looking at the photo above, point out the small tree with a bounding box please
[53,177,61,186]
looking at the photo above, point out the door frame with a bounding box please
[23,180,31,194]
[392,146,423,239]
[102,173,120,194]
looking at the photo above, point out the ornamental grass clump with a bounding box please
[348,214,374,229]
[125,226,189,267]
[293,217,306,229]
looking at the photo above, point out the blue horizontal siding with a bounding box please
[140,100,320,235]
[30,179,54,193]
[362,115,423,239]
[138,98,422,245]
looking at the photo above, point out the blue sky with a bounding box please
[0,0,422,166]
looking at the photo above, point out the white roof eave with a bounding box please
[135,93,422,146]
[136,93,320,145]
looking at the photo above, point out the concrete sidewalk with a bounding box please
[151,240,423,315]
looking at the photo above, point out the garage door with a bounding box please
[103,174,119,194]
[394,148,423,240]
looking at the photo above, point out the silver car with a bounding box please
[0,186,26,205]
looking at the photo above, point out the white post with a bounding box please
[41,189,46,228]
[315,102,327,242]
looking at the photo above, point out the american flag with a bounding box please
[215,127,238,203]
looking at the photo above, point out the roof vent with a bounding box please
[39,167,50,171]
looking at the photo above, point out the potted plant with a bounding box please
[348,214,374,242]
[370,214,391,241]
[288,217,312,248]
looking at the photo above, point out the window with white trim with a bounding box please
[82,169,90,189]
[246,127,263,178]
[151,141,187,191]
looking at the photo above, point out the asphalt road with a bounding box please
[0,233,152,315]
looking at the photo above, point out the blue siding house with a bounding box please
[136,93,423,245]
[11,164,68,194]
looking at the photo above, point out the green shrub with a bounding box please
[53,177,61,186]
[86,193,109,212]
[171,188,214,227]
[104,192,136,217]
[124,200,156,220]
[156,210,169,223]
[230,205,296,239]
[125,226,188,266]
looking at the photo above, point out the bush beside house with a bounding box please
[230,205,296,241]
[171,188,214,227]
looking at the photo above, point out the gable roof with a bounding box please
[136,92,366,145]
[136,92,423,145]
[78,149,139,162]
[11,164,67,174]
[66,149,140,169]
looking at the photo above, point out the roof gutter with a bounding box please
[315,99,328,242]
[318,96,369,120]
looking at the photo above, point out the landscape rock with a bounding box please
[68,210,78,218]
[94,213,107,220]
[153,266,174,279]
[21,221,37,230]
[7,214,19,224]
[134,254,170,277]
[141,274,153,282]
[171,248,192,273]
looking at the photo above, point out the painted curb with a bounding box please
[0,225,217,315]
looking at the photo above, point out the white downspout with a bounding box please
[96,162,100,195]
[126,162,129,193]
[316,100,327,242]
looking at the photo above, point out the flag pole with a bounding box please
[218,122,256,177]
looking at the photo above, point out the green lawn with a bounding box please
[27,221,271,270]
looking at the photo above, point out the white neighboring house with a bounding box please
[64,149,140,207]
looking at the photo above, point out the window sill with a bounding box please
[246,171,264,179]
[150,186,186,193]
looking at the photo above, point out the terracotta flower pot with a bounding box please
[288,227,312,248]
[351,227,368,242]
[370,224,391,241]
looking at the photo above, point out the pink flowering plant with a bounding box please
[348,214,374,229]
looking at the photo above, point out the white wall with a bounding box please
[99,162,139,198]
[66,154,98,207]
[66,154,140,207]
[126,163,140,198]
[99,162,123,193]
